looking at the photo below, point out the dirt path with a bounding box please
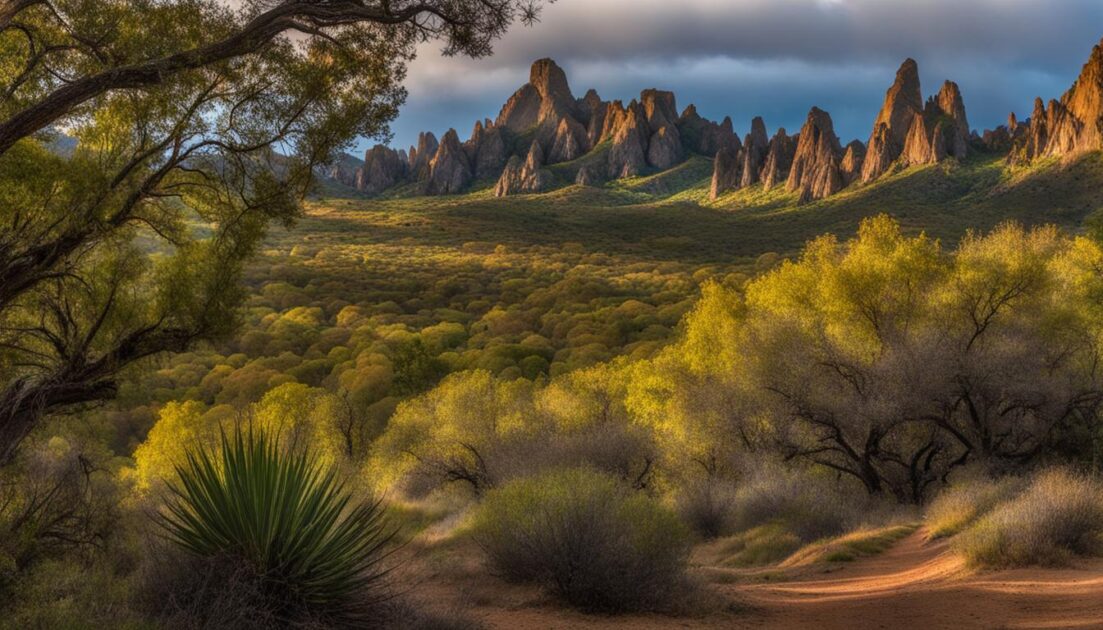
[412,530,1103,628]
[732,529,1103,629]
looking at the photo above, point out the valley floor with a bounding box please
[405,529,1103,629]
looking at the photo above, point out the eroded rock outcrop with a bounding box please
[548,116,588,164]
[495,141,554,196]
[934,81,970,158]
[641,89,684,169]
[840,141,866,185]
[709,146,741,200]
[786,108,844,202]
[607,101,649,178]
[464,121,508,180]
[862,60,973,180]
[740,117,770,188]
[862,59,924,183]
[331,55,983,200]
[356,144,408,194]
[580,89,608,147]
[1010,39,1103,165]
[678,105,740,157]
[408,131,439,180]
[575,164,598,186]
[424,129,472,195]
[328,161,359,188]
[762,128,797,190]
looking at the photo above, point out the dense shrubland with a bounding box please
[7,213,1103,623]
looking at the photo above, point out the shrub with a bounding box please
[676,477,741,539]
[726,464,879,542]
[470,468,690,612]
[955,469,1103,568]
[925,473,1025,538]
[154,429,396,626]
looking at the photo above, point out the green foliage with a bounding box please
[470,467,690,612]
[131,383,355,491]
[370,366,656,495]
[954,469,1103,568]
[392,338,449,395]
[157,429,395,625]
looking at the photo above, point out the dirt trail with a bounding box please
[734,529,1103,629]
[416,529,1103,629]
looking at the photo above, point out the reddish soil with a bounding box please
[404,530,1103,629]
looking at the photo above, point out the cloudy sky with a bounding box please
[366,0,1103,154]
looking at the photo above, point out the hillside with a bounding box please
[312,150,1103,266]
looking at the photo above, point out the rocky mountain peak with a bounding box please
[935,81,969,133]
[496,58,578,133]
[861,58,925,182]
[787,107,844,202]
[607,100,649,178]
[709,147,741,200]
[1010,38,1103,165]
[840,140,866,185]
[424,128,472,195]
[530,58,574,105]
[641,89,679,129]
[762,128,797,190]
[741,116,770,187]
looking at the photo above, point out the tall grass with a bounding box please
[955,469,1103,568]
[156,429,396,625]
[925,473,1025,539]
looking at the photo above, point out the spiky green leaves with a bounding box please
[158,429,395,624]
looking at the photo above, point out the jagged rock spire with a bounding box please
[787,107,845,203]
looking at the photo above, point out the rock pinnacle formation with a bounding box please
[861,59,924,183]
[786,108,844,202]
[1009,37,1103,165]
[342,55,978,202]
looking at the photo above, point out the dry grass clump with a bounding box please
[686,464,907,568]
[955,469,1103,568]
[470,467,691,613]
[781,524,918,567]
[712,523,803,567]
[925,473,1025,539]
[726,465,887,542]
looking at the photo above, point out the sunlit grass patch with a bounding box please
[781,523,920,567]
[925,475,1026,539]
[713,522,804,568]
[954,469,1103,568]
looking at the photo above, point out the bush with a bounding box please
[726,464,881,542]
[153,429,396,626]
[470,468,690,612]
[925,473,1025,539]
[676,477,741,539]
[955,469,1103,568]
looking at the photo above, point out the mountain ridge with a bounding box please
[329,37,1103,203]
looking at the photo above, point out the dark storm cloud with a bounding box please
[367,0,1103,154]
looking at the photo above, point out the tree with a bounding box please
[0,0,546,463]
[669,216,1103,503]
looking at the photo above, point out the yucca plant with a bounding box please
[157,428,396,625]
